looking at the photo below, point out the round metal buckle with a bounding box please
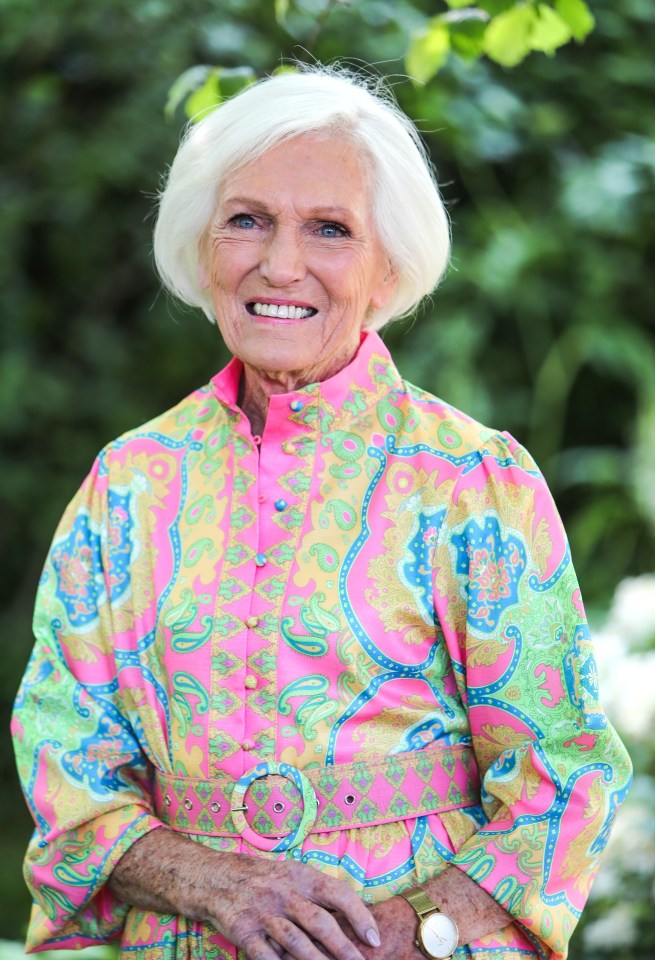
[231,761,318,852]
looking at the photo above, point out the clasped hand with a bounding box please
[205,853,381,960]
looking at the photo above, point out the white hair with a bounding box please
[154,65,451,330]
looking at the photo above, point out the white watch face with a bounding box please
[420,913,459,959]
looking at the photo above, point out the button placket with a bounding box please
[241,395,312,765]
[243,432,281,762]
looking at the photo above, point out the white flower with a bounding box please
[608,574,655,650]
[593,574,655,740]
[589,776,655,899]
[583,902,637,950]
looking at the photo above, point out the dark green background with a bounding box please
[1,0,653,952]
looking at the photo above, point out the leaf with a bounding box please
[165,65,212,121]
[530,4,572,55]
[406,20,451,85]
[275,0,290,24]
[444,0,475,7]
[441,7,489,24]
[450,18,488,60]
[477,0,516,14]
[185,69,222,121]
[555,0,595,41]
[483,5,537,68]
[216,66,256,99]
[184,66,255,122]
[272,64,299,76]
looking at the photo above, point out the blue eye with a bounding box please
[318,222,347,238]
[232,214,255,229]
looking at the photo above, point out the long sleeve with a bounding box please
[433,432,632,959]
[11,456,164,949]
[10,335,635,959]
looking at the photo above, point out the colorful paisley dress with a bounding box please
[12,331,631,959]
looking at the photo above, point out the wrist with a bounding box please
[422,866,511,947]
[400,886,459,960]
[110,826,221,924]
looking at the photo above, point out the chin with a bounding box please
[247,348,312,377]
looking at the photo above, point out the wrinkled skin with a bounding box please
[110,829,510,960]
[280,867,512,960]
[110,827,380,960]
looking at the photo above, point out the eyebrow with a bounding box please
[221,196,362,223]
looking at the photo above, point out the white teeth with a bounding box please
[251,302,314,319]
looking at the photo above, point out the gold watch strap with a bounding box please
[400,887,442,919]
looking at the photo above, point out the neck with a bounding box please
[237,342,362,436]
[238,373,275,437]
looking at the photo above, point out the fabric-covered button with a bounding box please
[254,553,267,567]
[242,738,255,751]
[290,400,304,412]
[244,675,258,690]
[245,616,259,629]
[274,499,288,512]
[281,441,294,454]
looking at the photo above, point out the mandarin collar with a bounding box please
[209,331,401,417]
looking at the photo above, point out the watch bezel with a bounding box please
[416,910,459,960]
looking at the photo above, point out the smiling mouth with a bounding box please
[247,301,317,319]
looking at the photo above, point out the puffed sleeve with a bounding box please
[11,454,165,950]
[432,432,632,959]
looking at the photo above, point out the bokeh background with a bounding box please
[1,0,653,955]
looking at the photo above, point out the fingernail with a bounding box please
[366,930,381,948]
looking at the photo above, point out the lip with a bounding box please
[251,314,313,325]
[247,298,315,308]
[245,298,318,322]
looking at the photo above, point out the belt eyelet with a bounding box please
[210,801,221,813]
[273,801,285,813]
[184,798,193,811]
[344,793,357,805]
[164,795,171,807]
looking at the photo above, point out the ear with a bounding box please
[369,265,398,310]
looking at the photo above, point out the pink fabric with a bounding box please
[13,332,631,959]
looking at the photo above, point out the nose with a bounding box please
[259,227,306,287]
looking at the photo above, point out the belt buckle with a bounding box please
[231,761,318,852]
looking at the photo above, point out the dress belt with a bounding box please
[153,743,480,852]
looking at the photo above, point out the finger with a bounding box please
[307,876,380,948]
[281,946,330,960]
[265,917,340,960]
[241,932,287,960]
[287,900,368,960]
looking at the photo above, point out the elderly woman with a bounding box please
[13,68,630,960]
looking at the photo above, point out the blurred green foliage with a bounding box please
[1,0,653,950]
[174,0,596,109]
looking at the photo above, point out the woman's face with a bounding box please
[201,134,397,388]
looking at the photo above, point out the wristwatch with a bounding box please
[400,887,459,960]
